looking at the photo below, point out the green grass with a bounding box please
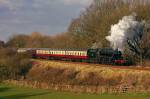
[0,83,150,99]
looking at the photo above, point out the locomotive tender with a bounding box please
[18,48,131,65]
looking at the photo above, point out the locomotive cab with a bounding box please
[87,49,98,63]
[112,50,131,65]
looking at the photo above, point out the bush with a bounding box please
[0,48,31,81]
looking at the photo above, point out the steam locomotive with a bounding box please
[18,48,131,65]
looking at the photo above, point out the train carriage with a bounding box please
[34,48,88,61]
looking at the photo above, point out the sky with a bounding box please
[0,0,93,41]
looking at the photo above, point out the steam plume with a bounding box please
[106,13,144,51]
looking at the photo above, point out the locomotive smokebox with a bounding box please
[98,48,115,56]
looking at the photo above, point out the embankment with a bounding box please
[5,60,150,94]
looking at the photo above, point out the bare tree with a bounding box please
[0,40,4,48]
[127,22,150,66]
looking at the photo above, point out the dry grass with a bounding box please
[26,59,150,92]
[32,59,150,78]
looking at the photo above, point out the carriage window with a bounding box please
[44,51,46,54]
[75,52,77,55]
[78,53,80,56]
[81,53,83,56]
[82,52,84,56]
[68,52,70,55]
[80,52,82,56]
[70,52,72,55]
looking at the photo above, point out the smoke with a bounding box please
[106,13,144,51]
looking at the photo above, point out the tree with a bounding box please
[0,48,31,81]
[26,32,54,48]
[7,34,29,48]
[0,40,4,48]
[126,22,150,65]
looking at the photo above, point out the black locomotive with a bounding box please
[87,48,131,65]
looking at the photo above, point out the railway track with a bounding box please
[32,59,150,71]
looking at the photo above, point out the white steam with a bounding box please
[106,13,144,51]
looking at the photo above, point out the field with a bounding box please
[0,83,150,99]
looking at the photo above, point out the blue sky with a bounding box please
[0,0,92,41]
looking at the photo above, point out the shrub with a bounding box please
[0,48,31,81]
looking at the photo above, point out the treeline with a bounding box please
[6,32,72,48]
[5,0,150,49]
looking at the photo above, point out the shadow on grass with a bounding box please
[0,84,50,99]
[0,87,11,93]
[0,92,50,99]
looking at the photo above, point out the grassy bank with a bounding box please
[24,60,150,93]
[0,83,150,99]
